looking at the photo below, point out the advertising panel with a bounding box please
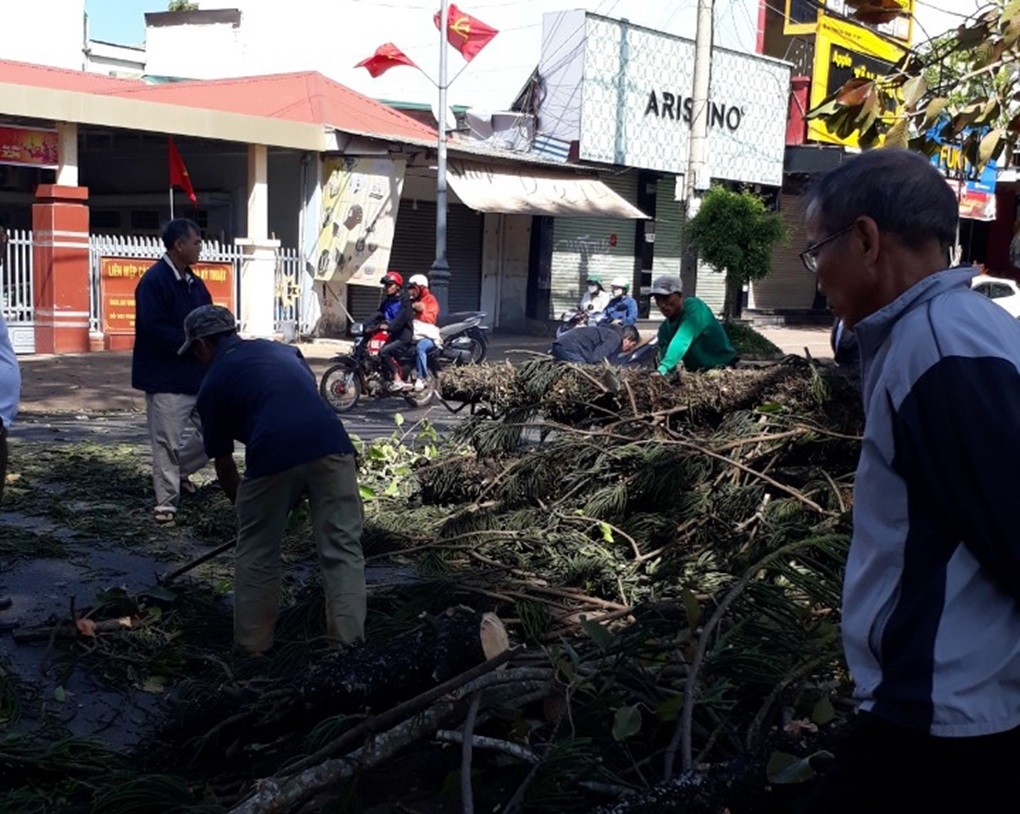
[785,1,913,47]
[559,15,790,187]
[0,125,59,168]
[808,15,906,146]
[312,157,405,286]
[928,129,998,222]
[100,258,235,336]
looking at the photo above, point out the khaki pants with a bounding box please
[145,392,208,514]
[233,452,365,654]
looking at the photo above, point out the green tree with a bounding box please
[168,1,198,11]
[685,186,787,319]
[809,2,1020,169]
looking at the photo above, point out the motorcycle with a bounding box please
[556,307,604,338]
[319,312,490,413]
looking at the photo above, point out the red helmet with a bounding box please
[380,271,403,288]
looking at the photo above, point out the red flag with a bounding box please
[434,4,498,62]
[168,138,196,204]
[355,43,419,78]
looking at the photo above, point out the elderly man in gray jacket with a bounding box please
[795,149,1020,813]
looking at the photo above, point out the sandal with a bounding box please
[154,509,176,525]
[180,477,198,496]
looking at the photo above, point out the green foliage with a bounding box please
[167,0,198,10]
[685,185,787,317]
[686,186,787,285]
[723,320,784,359]
[810,4,1020,166]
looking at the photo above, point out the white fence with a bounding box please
[2,231,304,353]
[1,229,35,353]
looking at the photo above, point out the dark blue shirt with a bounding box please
[131,256,212,394]
[196,335,356,479]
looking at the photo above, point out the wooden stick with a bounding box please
[160,538,236,584]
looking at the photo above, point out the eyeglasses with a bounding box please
[800,225,855,273]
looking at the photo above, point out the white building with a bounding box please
[142,0,765,111]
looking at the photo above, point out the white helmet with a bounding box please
[610,276,630,292]
[407,273,429,288]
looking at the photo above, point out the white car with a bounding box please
[971,275,1020,318]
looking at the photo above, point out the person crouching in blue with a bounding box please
[181,305,365,656]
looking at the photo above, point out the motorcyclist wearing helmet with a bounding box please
[601,276,638,326]
[579,274,611,317]
[372,271,405,327]
[378,273,439,391]
[406,274,440,391]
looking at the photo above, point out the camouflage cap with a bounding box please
[178,304,237,355]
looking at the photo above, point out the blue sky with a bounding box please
[85,0,166,45]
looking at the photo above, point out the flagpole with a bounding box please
[430,0,451,314]
[169,187,175,221]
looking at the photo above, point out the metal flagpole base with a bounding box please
[430,257,452,315]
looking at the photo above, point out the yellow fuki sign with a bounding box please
[808,14,907,147]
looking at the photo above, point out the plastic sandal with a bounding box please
[153,509,176,525]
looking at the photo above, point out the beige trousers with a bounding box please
[233,452,365,654]
[145,392,209,514]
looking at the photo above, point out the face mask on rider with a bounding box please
[587,284,599,294]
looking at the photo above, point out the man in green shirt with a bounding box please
[650,275,736,374]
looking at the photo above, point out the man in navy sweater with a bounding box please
[182,305,365,655]
[131,219,213,524]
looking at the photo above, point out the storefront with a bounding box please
[532,11,792,316]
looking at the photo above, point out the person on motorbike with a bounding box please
[371,271,404,327]
[406,274,440,392]
[579,274,611,319]
[378,277,417,390]
[600,277,638,326]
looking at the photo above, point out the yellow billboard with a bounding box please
[807,14,907,146]
[784,1,913,47]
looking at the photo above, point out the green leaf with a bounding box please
[901,75,926,108]
[394,413,405,428]
[597,520,614,544]
[921,97,948,130]
[54,686,66,703]
[681,588,702,629]
[579,615,613,652]
[359,484,377,499]
[654,694,684,722]
[141,676,167,694]
[767,750,832,784]
[612,705,642,741]
[884,117,909,149]
[811,696,837,725]
[979,128,1004,167]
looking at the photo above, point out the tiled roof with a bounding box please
[99,71,438,145]
[0,59,437,146]
[0,58,136,94]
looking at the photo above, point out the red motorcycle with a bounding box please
[319,323,437,412]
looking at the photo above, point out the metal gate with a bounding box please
[1,229,35,354]
[87,236,303,336]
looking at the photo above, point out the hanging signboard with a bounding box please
[312,157,405,286]
[808,15,906,147]
[0,125,59,168]
[785,2,913,47]
[99,258,235,336]
[927,128,998,222]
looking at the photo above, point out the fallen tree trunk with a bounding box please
[157,608,510,771]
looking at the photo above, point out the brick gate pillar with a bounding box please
[32,184,91,354]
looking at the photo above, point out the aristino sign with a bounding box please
[535,11,791,187]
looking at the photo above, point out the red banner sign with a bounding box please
[0,126,59,168]
[100,257,235,336]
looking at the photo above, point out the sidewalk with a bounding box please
[12,325,833,415]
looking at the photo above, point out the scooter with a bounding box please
[319,312,491,413]
[556,307,604,338]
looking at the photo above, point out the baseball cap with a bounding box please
[178,304,237,355]
[650,275,682,296]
